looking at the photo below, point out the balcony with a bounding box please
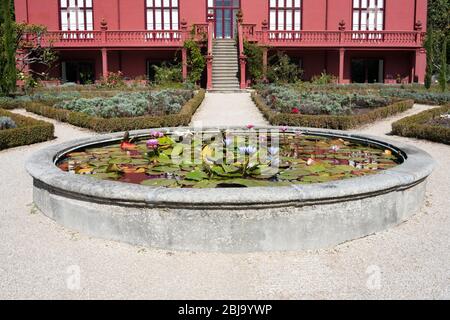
[23,27,425,50]
[23,30,187,49]
[244,26,425,48]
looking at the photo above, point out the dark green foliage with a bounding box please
[12,89,205,133]
[439,37,447,92]
[0,109,54,150]
[252,92,414,130]
[243,41,264,81]
[392,105,450,144]
[153,63,183,85]
[267,52,303,84]
[425,29,433,89]
[184,39,205,84]
[0,0,16,96]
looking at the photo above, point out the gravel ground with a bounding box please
[190,92,269,127]
[0,104,449,300]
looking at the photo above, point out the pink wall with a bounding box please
[15,0,427,31]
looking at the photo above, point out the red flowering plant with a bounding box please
[98,71,125,88]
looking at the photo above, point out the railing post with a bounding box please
[261,19,269,45]
[338,48,345,84]
[237,12,247,89]
[100,19,109,80]
[206,13,214,90]
[414,20,423,46]
[101,18,108,45]
[338,20,346,46]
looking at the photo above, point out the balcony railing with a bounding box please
[248,29,425,47]
[23,30,186,48]
[24,27,425,49]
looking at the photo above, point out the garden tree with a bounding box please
[0,0,16,96]
[267,51,303,84]
[439,37,447,92]
[426,0,449,90]
[14,23,58,82]
[425,27,434,89]
[183,39,205,84]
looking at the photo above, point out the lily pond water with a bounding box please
[57,129,402,188]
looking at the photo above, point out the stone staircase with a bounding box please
[211,39,240,91]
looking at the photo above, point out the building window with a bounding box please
[60,0,93,31]
[269,0,302,31]
[146,0,179,31]
[352,0,384,31]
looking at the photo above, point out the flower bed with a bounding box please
[257,84,393,115]
[392,105,450,145]
[54,89,194,118]
[0,109,54,150]
[380,88,450,105]
[252,85,414,130]
[4,89,205,133]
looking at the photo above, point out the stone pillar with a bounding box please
[338,48,345,84]
[414,48,426,84]
[101,48,108,79]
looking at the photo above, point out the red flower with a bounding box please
[292,107,300,114]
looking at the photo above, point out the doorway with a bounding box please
[208,0,240,39]
[62,61,95,84]
[351,59,384,83]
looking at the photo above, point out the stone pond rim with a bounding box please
[26,126,435,252]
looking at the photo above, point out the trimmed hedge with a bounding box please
[0,109,55,150]
[392,105,450,145]
[252,92,414,130]
[4,89,205,133]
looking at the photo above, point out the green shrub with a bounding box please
[243,40,264,81]
[153,63,183,85]
[252,92,413,130]
[184,39,206,84]
[55,89,194,118]
[380,88,450,105]
[310,72,338,85]
[19,89,205,133]
[0,109,54,150]
[392,105,450,144]
[0,116,17,129]
[267,52,303,84]
[257,84,392,115]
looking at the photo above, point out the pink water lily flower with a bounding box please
[150,130,164,138]
[246,124,255,129]
[146,139,159,150]
[306,158,315,166]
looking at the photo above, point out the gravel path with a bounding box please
[190,92,269,127]
[0,105,449,300]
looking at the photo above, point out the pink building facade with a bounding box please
[15,0,428,86]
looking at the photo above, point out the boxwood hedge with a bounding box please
[1,89,205,133]
[391,105,450,145]
[0,109,55,150]
[252,92,414,130]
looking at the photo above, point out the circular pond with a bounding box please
[27,126,434,252]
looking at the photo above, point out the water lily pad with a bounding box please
[186,170,209,181]
[141,178,176,187]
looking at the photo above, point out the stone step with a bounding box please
[212,86,241,90]
[213,51,238,55]
[213,79,239,86]
[212,77,239,81]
